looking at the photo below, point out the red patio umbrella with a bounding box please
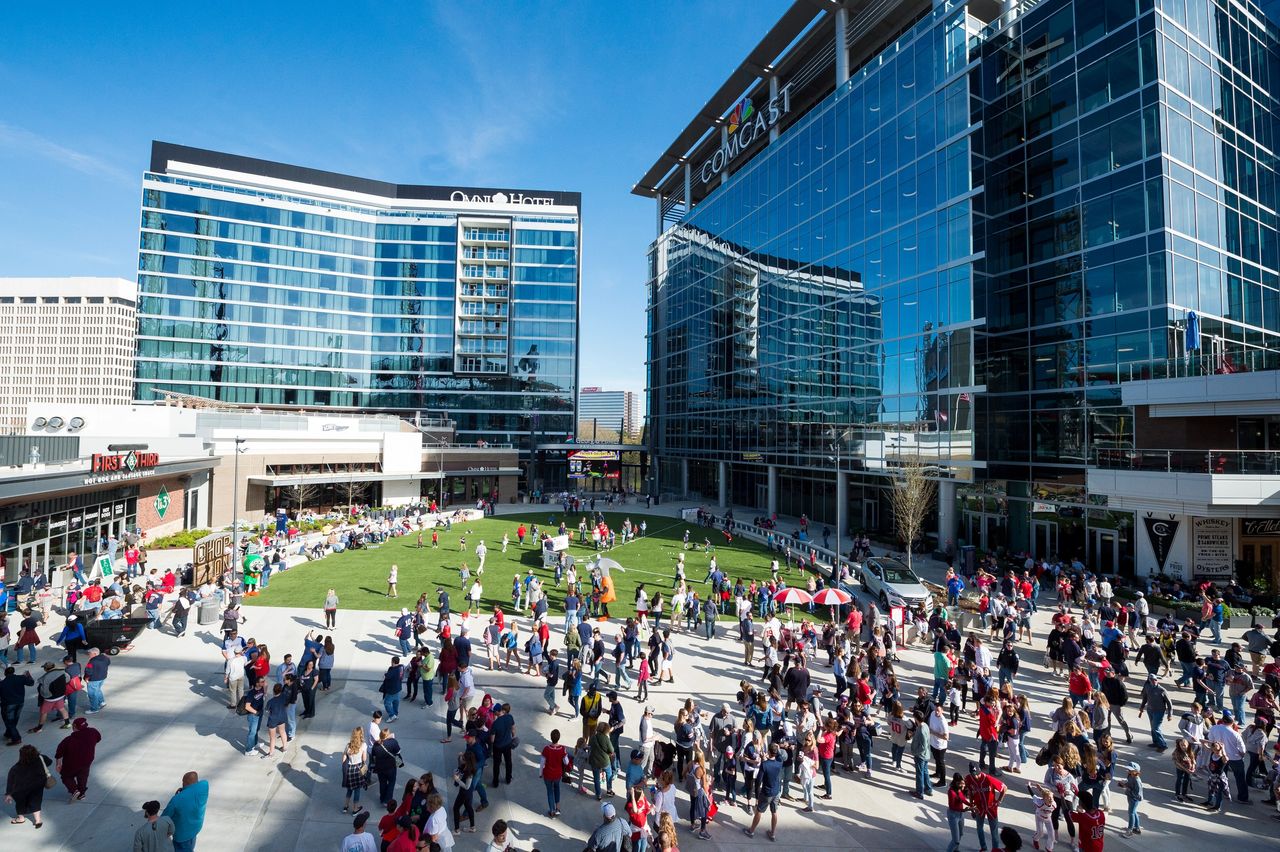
[812,586,853,624]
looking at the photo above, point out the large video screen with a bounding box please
[568,449,620,479]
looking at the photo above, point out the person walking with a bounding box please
[263,684,289,757]
[161,771,209,852]
[133,800,177,852]
[0,666,34,746]
[54,717,100,801]
[242,682,265,755]
[84,646,110,714]
[4,744,52,828]
[946,773,968,852]
[28,660,70,733]
[323,589,339,630]
[588,720,615,800]
[224,646,247,711]
[1137,673,1172,751]
[386,565,399,599]
[488,703,516,788]
[380,657,404,722]
[540,728,569,817]
[341,728,370,814]
[371,729,402,807]
[743,742,784,842]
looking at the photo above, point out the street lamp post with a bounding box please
[230,436,246,590]
[827,427,854,585]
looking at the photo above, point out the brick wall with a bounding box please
[137,475,186,538]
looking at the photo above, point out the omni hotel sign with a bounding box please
[699,83,795,185]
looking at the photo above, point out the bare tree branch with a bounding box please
[888,456,936,573]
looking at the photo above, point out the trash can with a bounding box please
[198,598,220,626]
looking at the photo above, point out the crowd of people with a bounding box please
[321,513,1280,852]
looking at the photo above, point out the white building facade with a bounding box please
[0,277,136,433]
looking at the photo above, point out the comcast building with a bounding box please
[135,142,580,474]
[640,0,1280,576]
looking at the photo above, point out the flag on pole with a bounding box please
[934,409,949,422]
[959,392,971,402]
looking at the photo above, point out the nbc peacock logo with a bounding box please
[727,98,755,134]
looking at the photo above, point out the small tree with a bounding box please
[888,457,936,573]
[286,482,321,514]
[340,479,370,509]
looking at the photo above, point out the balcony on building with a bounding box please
[1088,448,1280,512]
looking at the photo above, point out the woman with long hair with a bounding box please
[4,744,51,827]
[371,728,402,807]
[318,636,336,691]
[323,588,339,629]
[441,674,461,743]
[340,727,368,814]
[450,750,477,833]
[656,810,680,852]
[298,658,319,719]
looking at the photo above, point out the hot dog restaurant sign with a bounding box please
[83,450,160,485]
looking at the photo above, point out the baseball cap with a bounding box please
[72,718,88,730]
[644,705,655,714]
[601,802,616,819]
[968,761,980,774]
[1127,762,1140,772]
[353,811,371,828]
[42,662,56,671]
[630,749,643,761]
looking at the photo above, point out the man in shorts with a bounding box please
[28,661,71,733]
[743,742,784,842]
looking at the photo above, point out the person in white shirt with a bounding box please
[1098,579,1113,606]
[365,711,382,754]
[425,794,454,849]
[341,810,378,852]
[475,541,488,574]
[973,637,992,671]
[224,648,246,709]
[1206,712,1250,802]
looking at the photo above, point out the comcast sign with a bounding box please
[699,83,794,185]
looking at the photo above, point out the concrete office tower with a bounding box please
[0,277,137,433]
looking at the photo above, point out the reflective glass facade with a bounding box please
[645,0,1280,567]
[134,147,581,454]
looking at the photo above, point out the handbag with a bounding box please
[40,755,56,790]
[510,736,520,750]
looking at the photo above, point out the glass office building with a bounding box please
[640,0,1280,573]
[135,142,580,468]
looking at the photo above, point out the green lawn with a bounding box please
[241,511,802,619]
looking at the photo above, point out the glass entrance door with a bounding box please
[1090,528,1119,575]
[863,499,879,533]
[1033,520,1057,560]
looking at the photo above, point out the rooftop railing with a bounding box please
[1092,448,1280,475]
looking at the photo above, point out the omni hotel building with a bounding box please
[134,142,580,480]
[640,0,1280,583]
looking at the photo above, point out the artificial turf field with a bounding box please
[240,511,809,620]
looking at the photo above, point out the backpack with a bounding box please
[236,694,251,716]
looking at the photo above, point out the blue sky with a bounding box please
[0,0,790,405]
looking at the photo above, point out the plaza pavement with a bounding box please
[7,502,1278,850]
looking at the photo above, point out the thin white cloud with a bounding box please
[0,121,132,186]
[421,6,560,176]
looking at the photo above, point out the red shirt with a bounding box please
[626,797,650,841]
[387,826,419,852]
[541,743,568,781]
[966,773,1006,817]
[1072,809,1106,852]
[948,788,969,812]
[978,702,999,741]
[817,730,837,760]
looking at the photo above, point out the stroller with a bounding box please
[652,739,676,777]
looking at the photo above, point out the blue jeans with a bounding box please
[914,755,933,795]
[423,677,433,705]
[67,690,79,718]
[1232,693,1245,721]
[947,809,964,852]
[383,693,400,719]
[398,638,412,656]
[286,704,296,739]
[932,677,947,702]
[1176,661,1194,686]
[891,744,905,769]
[1127,799,1140,830]
[975,813,1000,851]
[820,756,833,797]
[998,667,1013,688]
[592,764,615,798]
[1210,618,1222,643]
[544,683,557,711]
[21,644,36,663]
[544,779,560,813]
[246,715,261,752]
[1148,709,1167,749]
